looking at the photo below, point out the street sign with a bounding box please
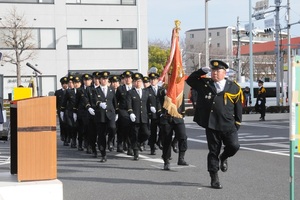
[254,0,269,11]
[293,55,300,152]
[264,18,275,29]
[244,23,254,32]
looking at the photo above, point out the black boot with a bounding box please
[108,141,114,152]
[100,151,107,162]
[150,148,156,155]
[133,150,139,161]
[71,139,77,148]
[163,159,170,170]
[209,172,222,189]
[78,140,83,151]
[127,148,134,156]
[171,140,178,153]
[220,153,228,172]
[177,152,188,166]
[92,147,97,158]
[86,145,92,154]
[117,143,124,153]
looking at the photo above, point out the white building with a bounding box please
[0,0,148,99]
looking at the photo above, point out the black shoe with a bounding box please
[63,142,69,146]
[210,172,223,189]
[86,146,92,154]
[93,151,97,158]
[78,146,84,151]
[150,149,156,155]
[108,145,114,152]
[163,160,170,170]
[117,148,125,153]
[100,156,107,163]
[259,117,265,121]
[220,154,228,172]
[133,155,139,160]
[133,150,139,160]
[127,148,134,156]
[156,141,163,150]
[177,159,189,166]
[172,144,178,153]
[71,143,77,148]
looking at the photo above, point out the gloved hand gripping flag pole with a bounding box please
[159,20,185,118]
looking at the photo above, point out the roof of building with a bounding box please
[239,37,300,55]
[185,26,233,33]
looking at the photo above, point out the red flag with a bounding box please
[159,20,185,118]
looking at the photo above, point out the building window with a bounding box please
[217,32,220,36]
[66,0,136,5]
[0,0,54,3]
[190,34,194,38]
[217,43,220,47]
[209,32,211,37]
[67,28,137,49]
[0,28,55,49]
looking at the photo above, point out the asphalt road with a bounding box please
[1,113,299,200]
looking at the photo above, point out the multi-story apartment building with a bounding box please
[184,26,287,75]
[0,0,148,99]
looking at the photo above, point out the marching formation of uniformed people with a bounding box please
[55,59,242,189]
[57,70,164,162]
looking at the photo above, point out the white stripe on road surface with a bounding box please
[187,138,300,158]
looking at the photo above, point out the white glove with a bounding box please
[73,113,77,122]
[201,66,210,74]
[157,81,164,87]
[130,113,136,122]
[88,107,95,116]
[100,102,107,109]
[257,100,261,105]
[60,111,64,121]
[115,114,118,122]
[150,106,156,113]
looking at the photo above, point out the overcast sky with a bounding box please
[147,0,300,41]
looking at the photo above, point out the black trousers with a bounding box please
[117,110,132,148]
[161,122,187,161]
[205,128,240,172]
[87,117,97,152]
[96,119,116,156]
[148,118,160,148]
[130,123,150,150]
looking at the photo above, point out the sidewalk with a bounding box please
[185,113,289,123]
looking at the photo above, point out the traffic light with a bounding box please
[264,28,273,34]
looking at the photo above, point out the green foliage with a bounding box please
[148,45,170,75]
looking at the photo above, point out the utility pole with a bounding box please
[236,16,242,82]
[275,0,281,106]
[249,0,254,103]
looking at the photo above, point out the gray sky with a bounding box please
[147,0,300,41]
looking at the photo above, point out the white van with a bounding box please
[238,81,288,107]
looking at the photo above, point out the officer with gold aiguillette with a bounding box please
[186,59,243,189]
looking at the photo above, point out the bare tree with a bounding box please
[0,7,36,86]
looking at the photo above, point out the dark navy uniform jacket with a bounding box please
[126,88,150,124]
[186,69,243,131]
[156,88,185,125]
[146,85,164,120]
[93,86,118,123]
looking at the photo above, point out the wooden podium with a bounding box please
[10,96,57,182]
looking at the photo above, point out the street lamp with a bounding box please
[205,0,210,67]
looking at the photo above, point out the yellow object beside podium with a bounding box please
[13,87,32,100]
